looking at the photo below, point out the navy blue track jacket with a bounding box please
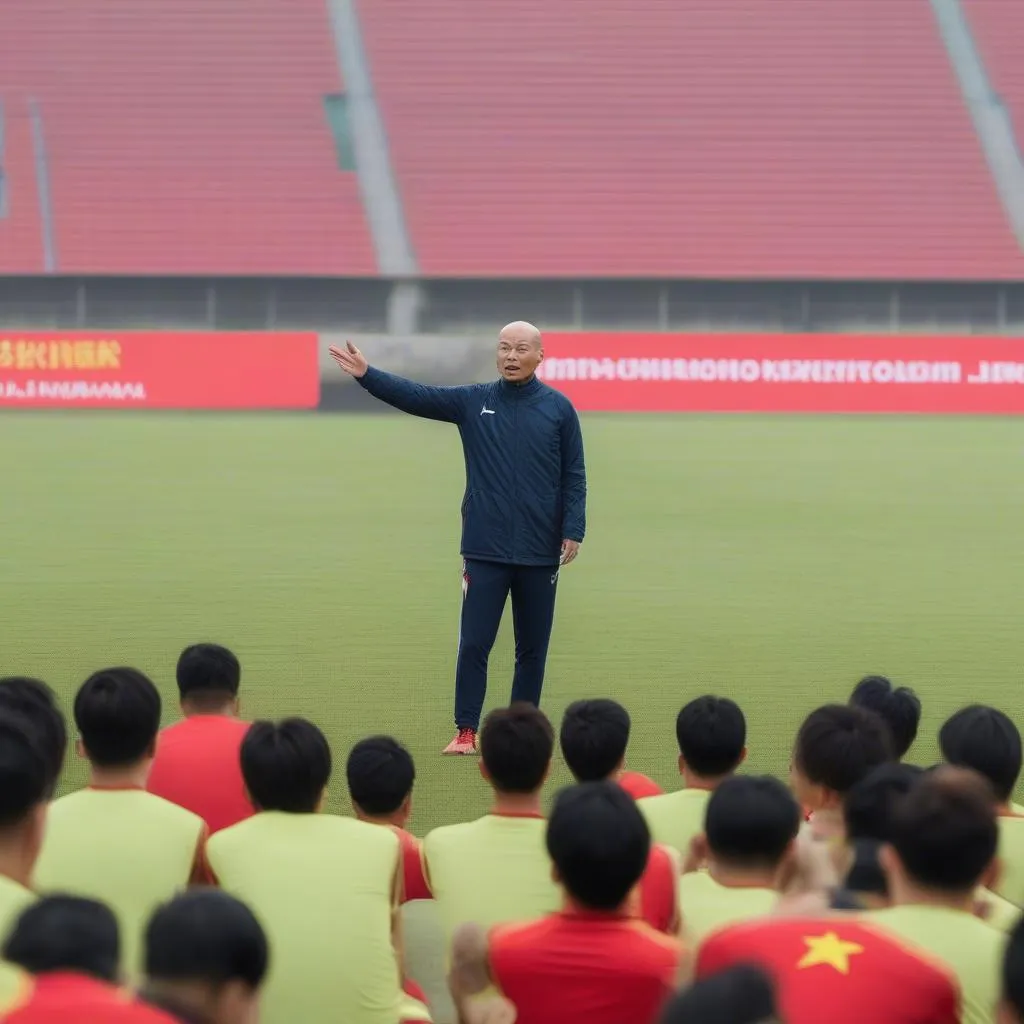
[357,367,587,566]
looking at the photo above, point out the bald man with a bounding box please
[330,324,587,755]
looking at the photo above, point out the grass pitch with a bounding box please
[2,412,1023,830]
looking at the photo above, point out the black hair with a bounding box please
[793,704,893,795]
[842,839,888,899]
[240,718,331,814]
[546,782,649,910]
[675,696,746,778]
[345,736,415,816]
[844,762,923,842]
[849,675,921,759]
[4,895,120,982]
[479,704,553,795]
[73,668,161,768]
[145,890,268,990]
[704,775,800,870]
[888,767,998,893]
[1004,915,1024,1020]
[559,699,630,782]
[0,713,51,829]
[659,964,776,1024]
[939,705,1022,804]
[0,678,67,794]
[176,644,241,707]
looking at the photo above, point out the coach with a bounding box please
[330,322,587,755]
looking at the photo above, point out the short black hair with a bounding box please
[888,767,998,893]
[659,964,776,1024]
[479,704,553,795]
[145,890,268,991]
[346,736,415,816]
[939,705,1022,804]
[849,675,921,759]
[704,775,800,870]
[675,696,746,777]
[844,762,923,843]
[4,896,120,982]
[241,718,331,814]
[0,713,51,829]
[0,678,67,794]
[176,644,241,705]
[793,704,893,796]
[559,699,630,782]
[546,782,649,910]
[73,668,161,768]
[1004,916,1024,1021]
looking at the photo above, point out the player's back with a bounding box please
[147,716,252,834]
[424,813,559,940]
[207,811,408,1024]
[0,973,177,1023]
[638,789,710,857]
[489,910,683,1024]
[995,815,1024,907]
[869,904,1005,1024]
[32,788,204,978]
[698,916,960,1024]
[678,872,777,947]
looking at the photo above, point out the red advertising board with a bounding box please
[537,334,1024,413]
[0,332,319,408]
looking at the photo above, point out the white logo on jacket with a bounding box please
[480,405,496,415]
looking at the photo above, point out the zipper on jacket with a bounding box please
[510,389,519,562]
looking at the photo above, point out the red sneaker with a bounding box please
[442,727,478,755]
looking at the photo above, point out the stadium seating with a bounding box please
[0,101,45,272]
[359,0,1024,279]
[965,0,1024,142]
[1,0,376,275]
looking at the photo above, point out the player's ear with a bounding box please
[232,696,240,716]
[542,758,552,783]
[400,794,413,821]
[980,855,1001,893]
[738,747,748,766]
[76,737,87,761]
[315,788,327,813]
[478,761,490,785]
[144,740,157,760]
[878,842,901,888]
[677,754,686,776]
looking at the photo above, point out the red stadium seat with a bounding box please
[359,0,1024,279]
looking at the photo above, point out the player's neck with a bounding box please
[708,861,779,890]
[889,879,977,915]
[491,792,543,817]
[88,762,151,791]
[682,770,729,792]
[181,697,237,718]
[356,808,407,829]
[0,838,36,890]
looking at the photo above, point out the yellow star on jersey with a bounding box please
[796,931,865,975]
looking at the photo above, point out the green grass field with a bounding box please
[3,413,1023,830]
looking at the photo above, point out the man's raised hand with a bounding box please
[328,340,369,378]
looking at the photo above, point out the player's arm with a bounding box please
[558,404,587,564]
[330,341,469,423]
[448,923,515,1024]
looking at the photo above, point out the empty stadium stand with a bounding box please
[0,0,376,275]
[0,101,45,273]
[359,0,1024,279]
[965,0,1024,143]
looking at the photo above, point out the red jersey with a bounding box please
[489,909,683,1024]
[1,973,176,1024]
[619,772,664,801]
[146,715,252,834]
[697,917,961,1024]
[636,843,678,934]
[395,827,432,902]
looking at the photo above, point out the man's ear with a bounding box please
[315,788,328,813]
[878,842,901,885]
[479,761,490,785]
[738,747,748,766]
[542,758,552,783]
[677,754,686,776]
[980,856,1001,893]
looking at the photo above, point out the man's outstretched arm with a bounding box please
[330,341,469,424]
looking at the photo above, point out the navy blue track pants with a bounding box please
[455,558,560,730]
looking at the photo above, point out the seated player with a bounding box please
[559,699,662,799]
[448,782,685,1024]
[142,890,268,1024]
[871,767,1007,1024]
[206,718,429,1024]
[32,668,208,979]
[147,644,252,835]
[346,736,431,902]
[657,964,777,1024]
[639,696,747,858]
[848,675,921,761]
[679,775,800,946]
[423,705,560,945]
[0,714,53,1013]
[0,678,67,794]
[1002,917,1024,1024]
[940,705,1024,907]
[2,895,174,1023]
[789,703,893,845]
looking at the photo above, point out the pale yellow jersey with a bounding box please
[208,811,426,1024]
[423,812,559,944]
[638,789,711,858]
[995,816,1024,908]
[0,875,33,1013]
[678,872,776,947]
[869,904,1006,1024]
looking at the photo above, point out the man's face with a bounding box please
[496,329,542,382]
